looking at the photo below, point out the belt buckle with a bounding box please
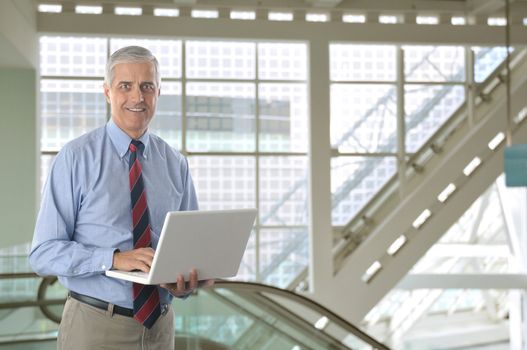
[161,304,169,316]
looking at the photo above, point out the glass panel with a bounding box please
[259,156,308,226]
[0,244,62,342]
[0,243,31,274]
[188,156,256,210]
[110,39,182,79]
[405,84,465,152]
[260,228,308,288]
[473,46,508,83]
[331,157,396,225]
[150,82,182,149]
[258,43,307,81]
[330,44,396,81]
[40,79,107,151]
[259,83,308,152]
[331,84,397,153]
[232,231,256,281]
[404,46,465,82]
[40,36,107,76]
[173,290,253,346]
[40,154,55,192]
[173,287,343,348]
[186,41,255,79]
[186,83,255,152]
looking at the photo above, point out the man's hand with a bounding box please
[112,248,155,272]
[160,268,215,298]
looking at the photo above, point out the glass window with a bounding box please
[40,36,107,76]
[186,41,255,79]
[259,84,308,152]
[260,228,308,288]
[259,156,308,226]
[404,46,465,82]
[331,157,396,225]
[188,156,256,210]
[330,44,396,81]
[331,84,397,153]
[235,231,256,281]
[258,43,307,81]
[38,36,309,288]
[473,46,509,83]
[405,85,465,152]
[186,82,256,152]
[151,82,182,149]
[40,79,107,151]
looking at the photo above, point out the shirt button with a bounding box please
[102,265,106,270]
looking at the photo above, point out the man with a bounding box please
[29,46,212,350]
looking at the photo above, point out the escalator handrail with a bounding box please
[1,273,389,349]
[213,280,390,350]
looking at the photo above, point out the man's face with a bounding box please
[104,62,160,139]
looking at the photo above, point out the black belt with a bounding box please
[69,291,134,317]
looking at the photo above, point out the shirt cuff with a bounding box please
[92,247,118,272]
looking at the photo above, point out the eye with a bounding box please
[141,83,155,92]
[119,83,130,90]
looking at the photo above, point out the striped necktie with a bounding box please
[129,140,161,329]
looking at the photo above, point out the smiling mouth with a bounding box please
[126,107,146,112]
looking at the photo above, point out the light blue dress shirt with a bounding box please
[29,119,199,309]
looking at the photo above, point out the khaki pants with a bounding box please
[58,296,174,350]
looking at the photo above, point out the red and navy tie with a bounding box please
[129,140,161,329]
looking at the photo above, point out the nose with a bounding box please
[131,85,144,103]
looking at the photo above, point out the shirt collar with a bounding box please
[106,119,150,159]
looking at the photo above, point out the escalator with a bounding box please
[0,273,388,350]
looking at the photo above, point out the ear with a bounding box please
[157,87,161,97]
[103,83,111,104]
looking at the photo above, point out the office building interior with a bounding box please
[1,0,527,348]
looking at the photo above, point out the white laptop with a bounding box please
[105,209,257,285]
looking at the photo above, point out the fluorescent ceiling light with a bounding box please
[362,261,382,282]
[191,10,219,18]
[269,12,293,21]
[115,7,142,16]
[230,11,255,20]
[379,15,398,24]
[488,132,505,151]
[488,17,506,26]
[75,5,102,14]
[343,14,365,23]
[451,16,466,25]
[437,183,456,203]
[154,8,180,17]
[412,209,432,229]
[38,4,62,13]
[463,157,482,176]
[387,235,407,256]
[416,16,439,25]
[306,13,329,22]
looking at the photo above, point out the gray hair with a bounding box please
[105,46,160,87]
